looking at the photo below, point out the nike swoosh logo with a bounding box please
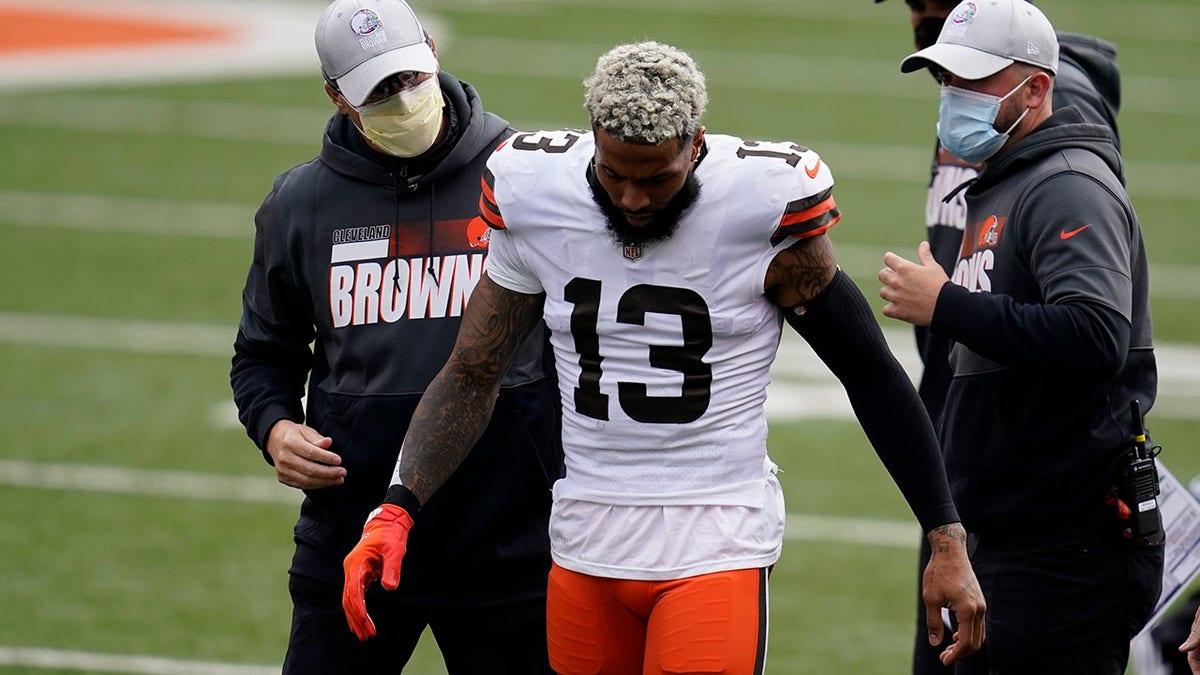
[1060,224,1092,240]
[804,159,821,179]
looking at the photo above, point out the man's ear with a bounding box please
[690,127,706,161]
[1026,71,1052,110]
[324,81,354,116]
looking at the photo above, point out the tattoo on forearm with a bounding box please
[399,279,545,503]
[928,523,967,554]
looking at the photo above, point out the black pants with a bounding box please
[953,510,1163,675]
[281,574,554,675]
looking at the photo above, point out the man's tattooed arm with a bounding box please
[765,234,838,307]
[397,273,546,505]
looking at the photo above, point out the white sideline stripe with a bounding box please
[5,190,1200,296]
[0,458,914,546]
[0,312,234,358]
[0,191,254,239]
[0,85,1195,197]
[427,0,1199,44]
[0,460,296,505]
[4,308,1200,377]
[0,96,331,145]
[0,646,277,675]
[1,87,1196,196]
[3,309,1200,420]
[786,513,919,548]
[0,45,1193,118]
[449,36,1200,117]
[0,70,1192,142]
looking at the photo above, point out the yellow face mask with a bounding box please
[355,76,444,158]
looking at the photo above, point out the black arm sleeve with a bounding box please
[229,186,316,457]
[932,282,1130,379]
[784,269,959,533]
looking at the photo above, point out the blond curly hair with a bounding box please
[583,41,707,145]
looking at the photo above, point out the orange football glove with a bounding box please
[341,503,414,641]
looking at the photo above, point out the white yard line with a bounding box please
[0,89,1192,195]
[420,0,1200,45]
[0,5,1194,114]
[0,646,278,675]
[785,513,920,548]
[4,190,1200,297]
[2,311,1199,420]
[0,458,918,548]
[442,35,1200,116]
[0,459,296,504]
[0,312,235,357]
[0,190,255,239]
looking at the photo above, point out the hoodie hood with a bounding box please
[318,71,510,190]
[971,106,1124,196]
[1055,31,1121,147]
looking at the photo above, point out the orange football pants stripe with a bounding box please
[547,562,769,675]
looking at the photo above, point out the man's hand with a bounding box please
[923,523,986,665]
[265,420,346,489]
[341,504,414,641]
[1180,604,1200,673]
[879,241,949,327]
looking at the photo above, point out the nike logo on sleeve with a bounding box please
[1060,224,1092,240]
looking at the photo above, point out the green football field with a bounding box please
[1,0,1197,673]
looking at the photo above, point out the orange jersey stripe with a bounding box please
[778,196,837,229]
[477,195,506,230]
[479,172,497,205]
[771,209,840,245]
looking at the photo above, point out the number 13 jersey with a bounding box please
[481,130,839,578]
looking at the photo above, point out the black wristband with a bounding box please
[383,484,421,514]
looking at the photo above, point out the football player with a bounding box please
[343,40,986,674]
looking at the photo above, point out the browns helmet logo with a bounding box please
[466,217,491,248]
[979,215,1002,247]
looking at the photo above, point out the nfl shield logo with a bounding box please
[623,243,642,261]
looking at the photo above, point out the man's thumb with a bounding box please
[918,241,937,266]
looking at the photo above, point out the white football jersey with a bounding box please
[481,130,839,577]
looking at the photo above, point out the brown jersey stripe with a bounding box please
[779,194,837,226]
[783,187,833,215]
[477,170,506,229]
[478,188,502,218]
[480,171,497,205]
[477,195,506,230]
[770,209,841,245]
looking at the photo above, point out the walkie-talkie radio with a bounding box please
[1116,400,1163,545]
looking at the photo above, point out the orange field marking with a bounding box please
[0,5,233,55]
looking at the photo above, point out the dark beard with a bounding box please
[586,166,702,247]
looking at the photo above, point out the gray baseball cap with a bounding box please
[315,0,439,107]
[900,0,1058,79]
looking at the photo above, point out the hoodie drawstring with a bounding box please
[426,184,438,285]
[942,176,978,204]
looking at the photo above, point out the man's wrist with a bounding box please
[383,484,421,514]
[926,522,967,551]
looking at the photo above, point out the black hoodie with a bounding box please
[231,73,562,602]
[916,32,1124,424]
[929,106,1155,533]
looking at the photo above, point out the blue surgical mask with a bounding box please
[936,76,1032,165]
